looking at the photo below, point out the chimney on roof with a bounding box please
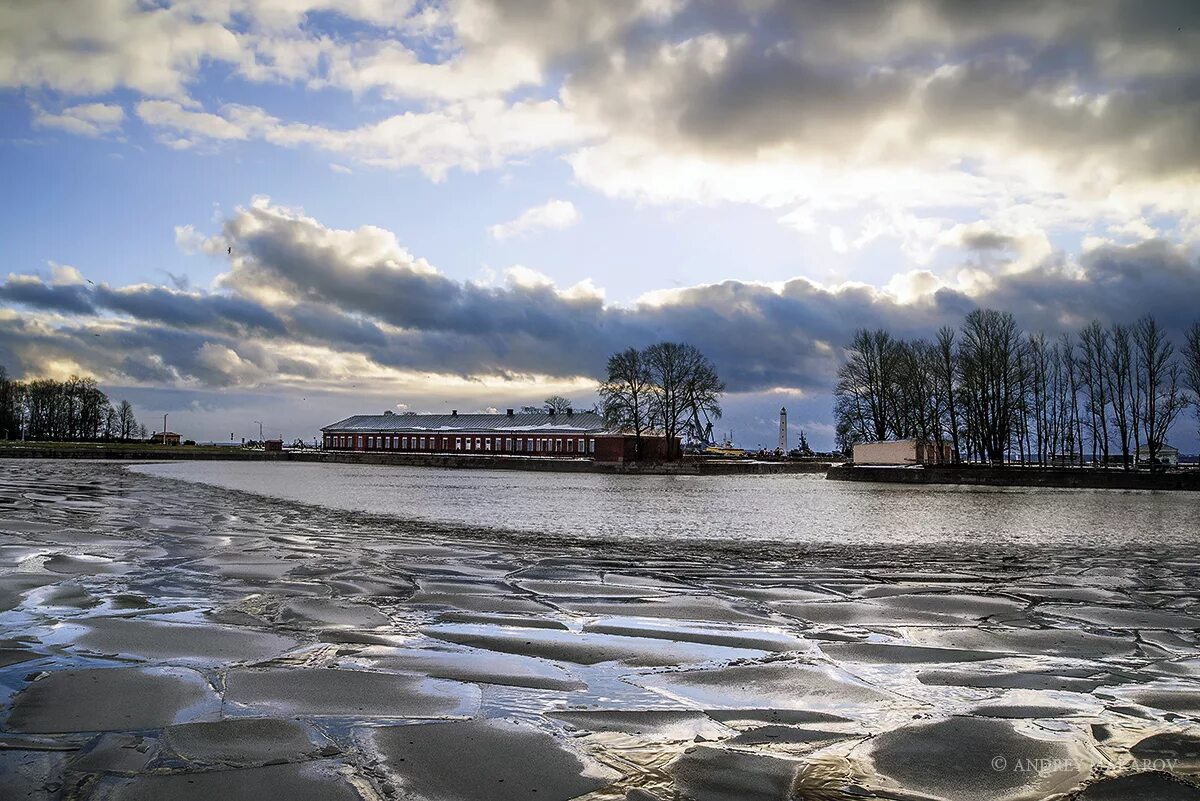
[506,408,514,416]
[451,410,457,417]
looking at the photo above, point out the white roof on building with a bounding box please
[322,411,610,434]
[1136,443,1180,454]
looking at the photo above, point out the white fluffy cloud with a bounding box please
[0,0,239,98]
[6,0,1200,329]
[489,200,580,240]
[31,103,125,138]
[10,0,1198,251]
[136,98,590,178]
[136,100,247,145]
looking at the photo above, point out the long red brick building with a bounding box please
[321,409,676,461]
[323,409,609,456]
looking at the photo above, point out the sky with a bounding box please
[1,0,1199,449]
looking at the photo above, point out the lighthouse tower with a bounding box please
[778,407,787,453]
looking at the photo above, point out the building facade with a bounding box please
[853,438,955,466]
[592,433,678,463]
[322,409,609,457]
[1136,444,1180,466]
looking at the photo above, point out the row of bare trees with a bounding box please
[835,310,1200,466]
[599,342,724,460]
[0,368,146,442]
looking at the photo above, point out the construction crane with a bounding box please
[684,403,716,451]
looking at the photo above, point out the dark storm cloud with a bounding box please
[3,204,1199,397]
[229,207,605,343]
[96,286,288,335]
[971,240,1200,333]
[0,278,96,315]
[962,231,1018,252]
[0,278,287,337]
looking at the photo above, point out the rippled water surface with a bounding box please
[131,461,1200,551]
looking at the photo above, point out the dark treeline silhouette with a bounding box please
[599,342,724,460]
[835,311,1200,467]
[0,367,146,442]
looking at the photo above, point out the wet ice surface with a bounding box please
[0,461,1197,800]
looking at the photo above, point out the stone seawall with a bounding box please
[827,464,1200,491]
[0,446,826,476]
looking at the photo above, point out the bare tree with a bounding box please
[1026,332,1051,465]
[834,329,901,443]
[643,342,724,460]
[0,367,143,443]
[0,367,24,439]
[103,404,119,440]
[1058,333,1083,464]
[892,340,950,460]
[1106,324,1135,468]
[1134,315,1186,467]
[599,347,652,457]
[679,345,724,452]
[1185,322,1200,441]
[543,395,573,414]
[959,309,1025,463]
[831,313,1198,470]
[1078,321,1111,464]
[935,326,960,461]
[117,400,137,441]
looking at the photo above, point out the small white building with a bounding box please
[1136,443,1180,466]
[853,439,954,466]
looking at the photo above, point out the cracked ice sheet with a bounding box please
[2,460,1200,801]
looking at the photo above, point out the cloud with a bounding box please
[136,100,247,146]
[556,1,1200,254]
[960,229,1020,253]
[6,3,1200,448]
[489,200,580,240]
[174,224,206,254]
[136,98,590,179]
[0,0,239,98]
[31,103,125,137]
[11,0,1198,260]
[2,200,1198,407]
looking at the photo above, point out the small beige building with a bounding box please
[853,439,954,466]
[1136,443,1180,466]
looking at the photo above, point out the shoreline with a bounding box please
[827,463,1200,491]
[4,443,1196,488]
[0,443,830,475]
